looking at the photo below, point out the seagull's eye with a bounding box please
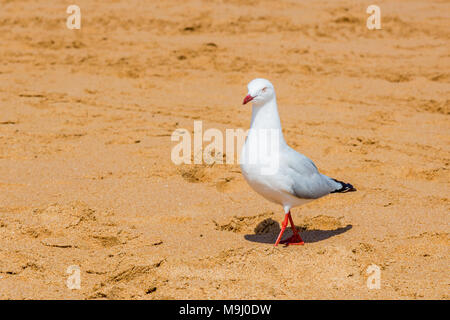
[262,87,267,92]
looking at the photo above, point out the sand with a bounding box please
[0,0,448,299]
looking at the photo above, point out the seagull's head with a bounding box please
[243,78,275,106]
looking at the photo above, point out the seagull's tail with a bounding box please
[330,178,356,193]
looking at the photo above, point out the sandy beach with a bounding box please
[0,0,448,299]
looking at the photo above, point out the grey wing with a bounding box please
[281,146,341,199]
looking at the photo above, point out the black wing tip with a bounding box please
[331,179,357,193]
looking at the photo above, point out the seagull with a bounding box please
[240,78,356,246]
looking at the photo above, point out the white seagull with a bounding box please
[240,78,356,246]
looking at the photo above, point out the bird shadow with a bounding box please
[244,218,352,245]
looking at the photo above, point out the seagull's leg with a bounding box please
[279,211,304,245]
[274,213,289,246]
[288,212,302,237]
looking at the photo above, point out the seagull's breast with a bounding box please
[240,138,308,207]
[241,162,311,208]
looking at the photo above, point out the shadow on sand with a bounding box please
[244,218,352,245]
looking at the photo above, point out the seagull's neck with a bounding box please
[250,97,283,130]
[248,96,286,144]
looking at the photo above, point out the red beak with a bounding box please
[243,94,254,105]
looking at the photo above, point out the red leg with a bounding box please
[274,213,289,246]
[279,211,304,246]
